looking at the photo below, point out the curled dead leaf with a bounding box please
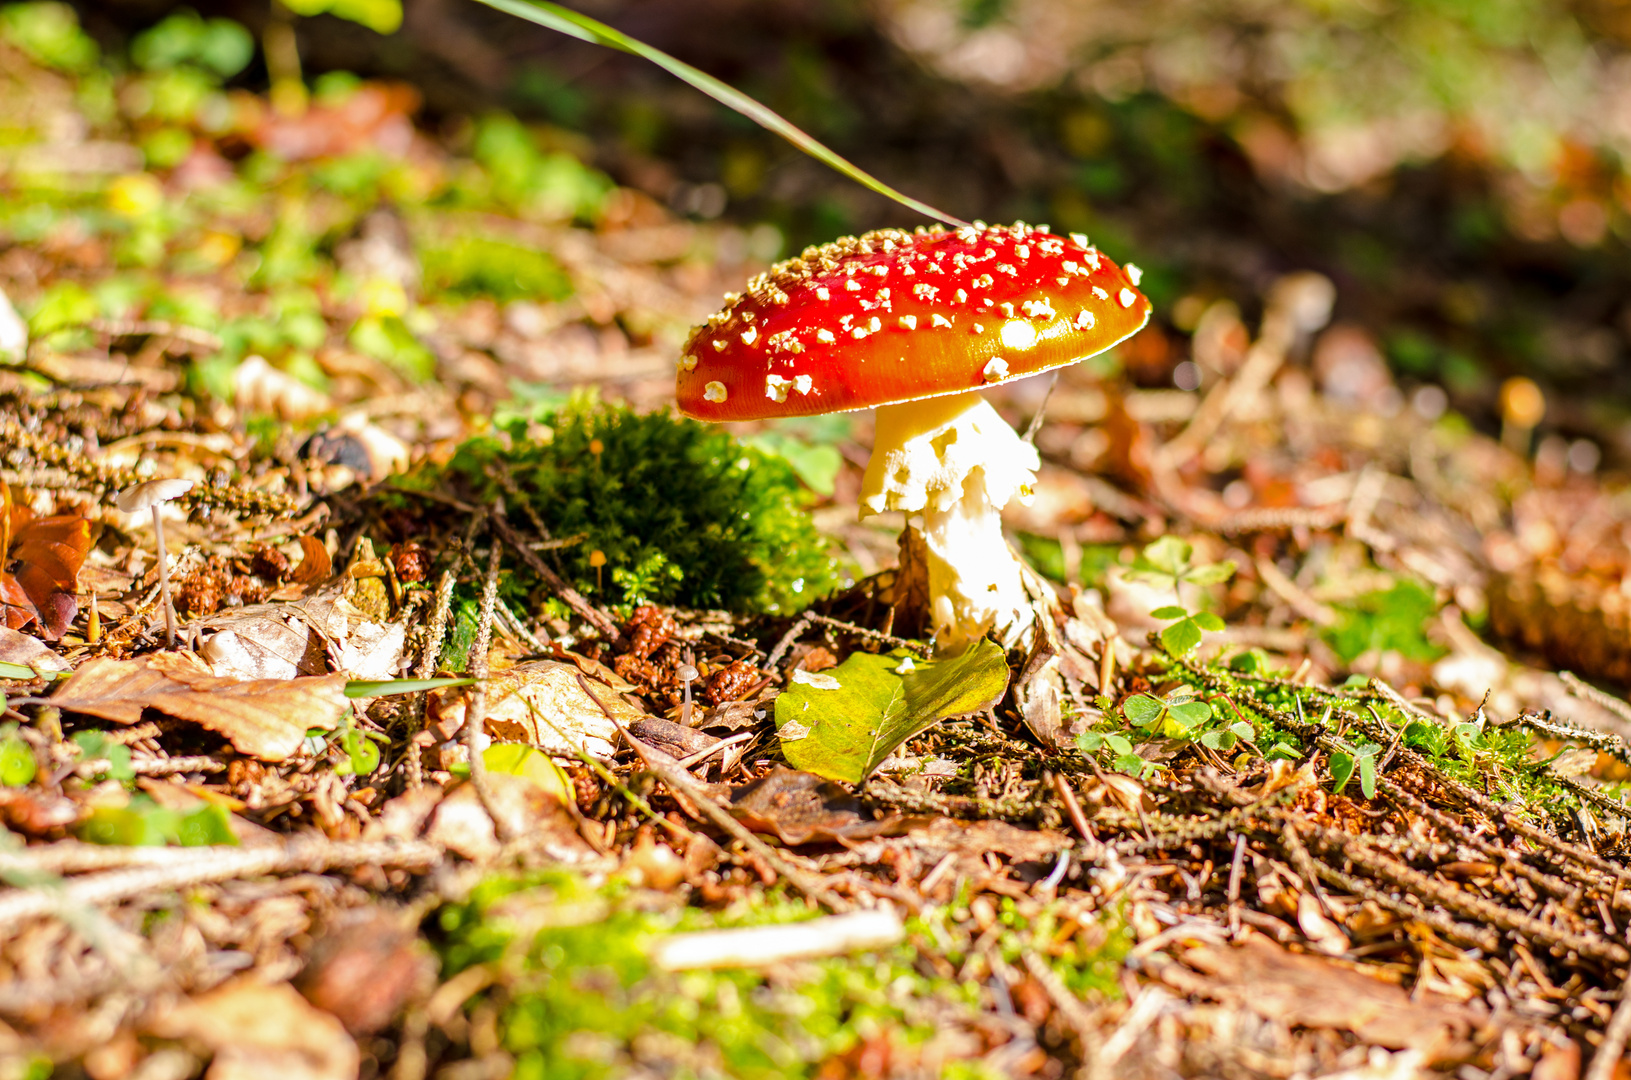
[731,768,920,846]
[1,484,93,640]
[51,651,349,761]
[288,536,333,586]
[427,660,640,758]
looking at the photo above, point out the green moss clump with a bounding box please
[410,397,839,614]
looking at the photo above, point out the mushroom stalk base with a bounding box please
[860,392,1039,654]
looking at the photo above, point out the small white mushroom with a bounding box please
[115,478,195,648]
[677,662,700,727]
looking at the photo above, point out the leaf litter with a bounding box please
[5,7,1631,1080]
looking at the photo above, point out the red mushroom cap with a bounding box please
[676,221,1151,421]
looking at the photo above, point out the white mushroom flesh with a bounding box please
[859,391,1038,653]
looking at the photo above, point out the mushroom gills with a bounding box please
[859,391,1039,654]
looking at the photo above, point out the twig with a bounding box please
[1092,984,1168,1076]
[573,672,844,910]
[0,838,442,928]
[488,506,621,641]
[651,907,902,970]
[465,524,509,844]
[1586,969,1631,1080]
[408,531,466,790]
[1021,370,1061,444]
[806,612,927,655]
[1561,671,1631,729]
[766,615,813,669]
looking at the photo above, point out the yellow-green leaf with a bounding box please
[777,641,1008,784]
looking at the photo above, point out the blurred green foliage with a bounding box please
[131,10,253,78]
[0,2,96,72]
[1322,579,1445,664]
[434,870,1125,1079]
[280,0,402,35]
[421,235,573,303]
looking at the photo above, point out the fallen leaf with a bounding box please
[427,660,641,758]
[730,768,917,845]
[0,627,69,673]
[51,652,349,761]
[0,485,93,640]
[1296,892,1351,955]
[777,641,1009,784]
[288,535,332,586]
[424,773,594,862]
[482,743,573,804]
[1182,936,1476,1056]
[296,910,433,1035]
[150,979,358,1080]
[628,716,721,759]
[199,587,405,681]
[904,817,1071,878]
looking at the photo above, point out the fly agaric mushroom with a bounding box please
[676,221,1150,653]
[115,478,195,648]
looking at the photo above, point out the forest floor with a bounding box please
[6,7,1631,1079]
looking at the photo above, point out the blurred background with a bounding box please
[30,0,1630,462]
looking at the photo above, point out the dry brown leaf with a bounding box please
[149,980,358,1080]
[1182,936,1477,1056]
[427,660,640,757]
[730,768,917,845]
[51,651,348,761]
[0,626,69,673]
[288,535,332,586]
[1,484,93,640]
[199,587,405,681]
[424,774,595,862]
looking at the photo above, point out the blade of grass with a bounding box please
[468,0,969,229]
[344,676,475,698]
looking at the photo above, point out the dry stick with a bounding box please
[766,615,813,669]
[407,555,462,791]
[488,509,620,641]
[1303,822,1629,963]
[1561,671,1631,729]
[1020,370,1061,444]
[0,838,441,927]
[572,672,844,911]
[464,525,510,844]
[1586,971,1631,1080]
[1020,949,1098,1080]
[805,612,927,655]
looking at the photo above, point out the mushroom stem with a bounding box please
[860,391,1039,654]
[151,506,176,648]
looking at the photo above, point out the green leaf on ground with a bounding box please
[777,641,1009,784]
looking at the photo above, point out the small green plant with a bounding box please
[333,721,383,777]
[1328,738,1383,798]
[1077,727,1154,778]
[1126,536,1236,600]
[1151,605,1226,656]
[1126,687,1254,751]
[1127,537,1234,655]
